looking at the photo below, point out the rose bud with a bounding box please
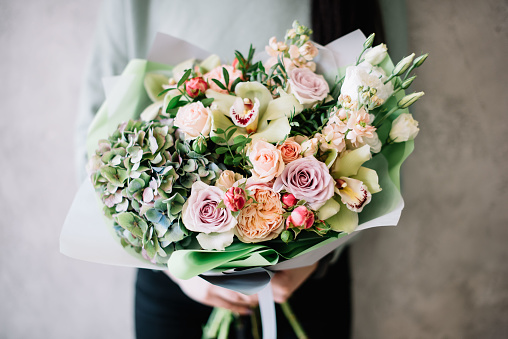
[281,193,298,208]
[287,206,315,229]
[185,77,208,98]
[224,187,247,212]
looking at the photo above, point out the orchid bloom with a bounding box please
[205,81,303,143]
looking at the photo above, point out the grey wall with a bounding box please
[0,0,506,338]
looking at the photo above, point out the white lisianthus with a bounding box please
[364,43,388,65]
[340,62,394,102]
[364,131,382,153]
[389,113,419,142]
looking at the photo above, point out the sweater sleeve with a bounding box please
[74,0,130,182]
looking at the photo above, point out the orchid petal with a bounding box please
[235,82,272,115]
[334,177,372,213]
[316,197,341,220]
[250,116,291,144]
[144,73,169,102]
[200,54,221,73]
[262,91,303,122]
[331,144,371,178]
[351,166,382,194]
[140,101,163,121]
[205,89,236,117]
[172,58,195,80]
[325,201,359,234]
[209,109,247,145]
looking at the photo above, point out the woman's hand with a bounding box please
[166,272,258,315]
[270,262,318,304]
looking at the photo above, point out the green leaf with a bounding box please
[212,78,227,91]
[200,97,214,107]
[210,136,226,144]
[232,156,243,165]
[215,147,229,155]
[232,135,246,144]
[214,128,225,134]
[222,67,230,90]
[226,128,237,141]
[177,69,192,89]
[166,95,182,111]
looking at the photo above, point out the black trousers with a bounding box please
[135,247,351,339]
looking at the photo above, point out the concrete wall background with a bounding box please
[0,0,506,338]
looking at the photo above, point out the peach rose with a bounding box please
[249,140,285,183]
[277,137,302,164]
[204,65,243,94]
[174,102,211,140]
[236,183,284,243]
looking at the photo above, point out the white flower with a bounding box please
[340,62,394,102]
[389,113,419,142]
[364,44,388,65]
[364,131,382,153]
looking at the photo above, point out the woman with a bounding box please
[77,0,391,337]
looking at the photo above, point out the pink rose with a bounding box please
[174,102,212,140]
[204,65,243,94]
[287,67,329,106]
[224,187,247,212]
[273,156,335,210]
[186,77,208,98]
[286,206,314,229]
[281,193,297,208]
[181,181,237,234]
[277,137,302,164]
[249,140,285,183]
[236,183,284,243]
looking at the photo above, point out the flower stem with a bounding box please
[281,301,309,339]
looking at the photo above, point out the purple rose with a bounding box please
[273,156,335,210]
[288,68,329,106]
[182,181,237,234]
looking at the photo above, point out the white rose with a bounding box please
[215,170,244,191]
[364,43,388,65]
[389,113,419,142]
[340,61,393,102]
[174,102,212,140]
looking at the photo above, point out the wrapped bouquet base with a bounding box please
[62,21,426,338]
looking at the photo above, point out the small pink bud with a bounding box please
[281,193,298,207]
[232,58,240,70]
[288,206,314,229]
[224,187,247,212]
[185,77,208,98]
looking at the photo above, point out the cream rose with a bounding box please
[287,67,330,106]
[215,170,244,191]
[174,102,212,140]
[235,183,284,243]
[249,140,285,183]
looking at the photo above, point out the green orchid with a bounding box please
[141,55,222,120]
[316,145,382,233]
[205,82,304,143]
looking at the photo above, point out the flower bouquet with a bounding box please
[62,21,426,338]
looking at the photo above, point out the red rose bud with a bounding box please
[281,193,298,207]
[287,206,315,229]
[185,77,208,98]
[224,187,247,212]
